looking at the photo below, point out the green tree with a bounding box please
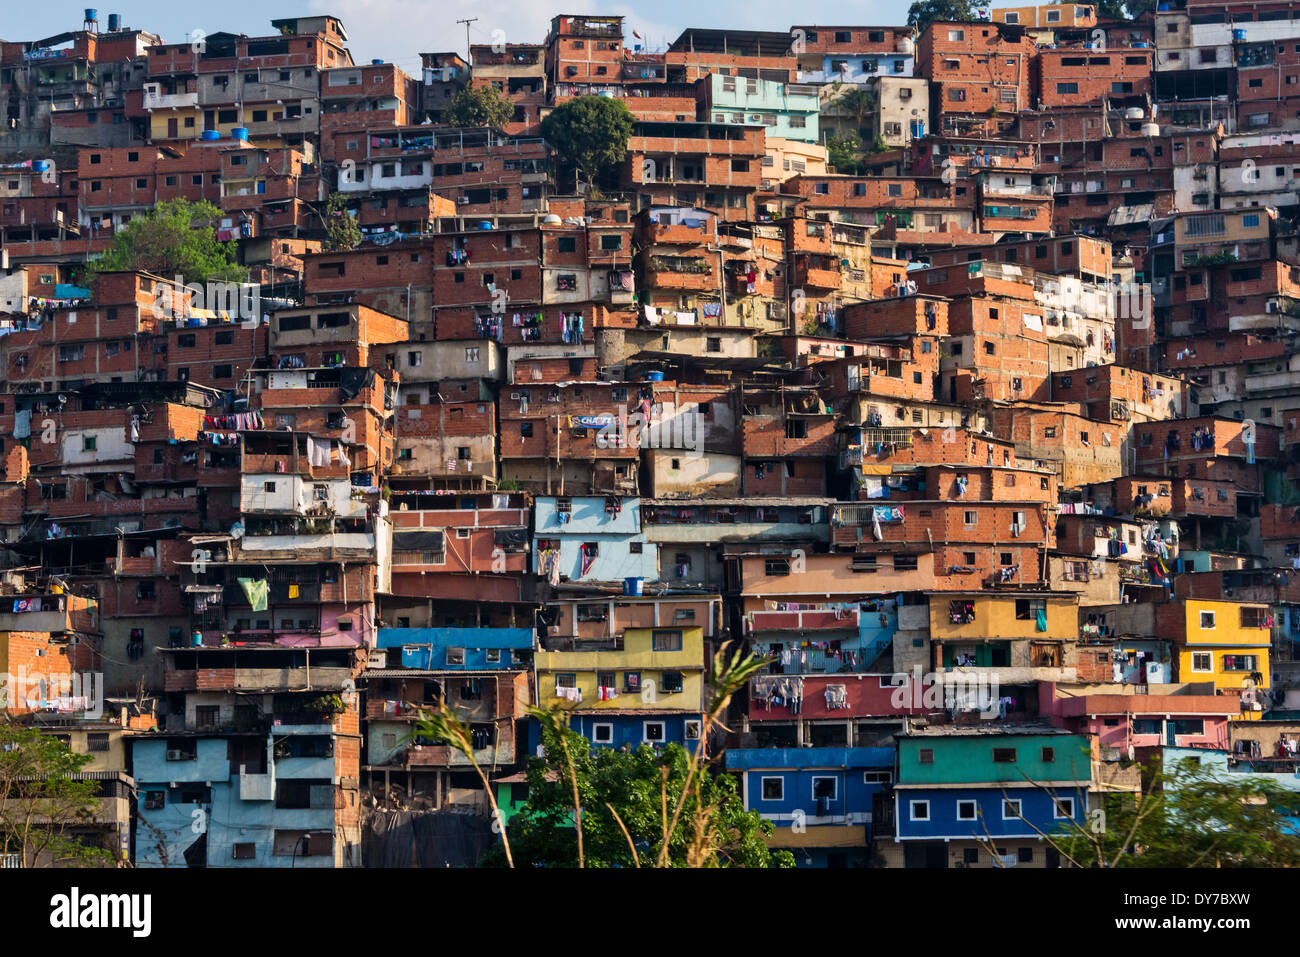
[89,197,245,283]
[907,0,975,31]
[444,85,515,129]
[1098,0,1156,19]
[826,134,867,175]
[540,95,635,190]
[487,644,794,868]
[992,755,1300,867]
[322,192,361,252]
[0,721,117,867]
[488,731,792,868]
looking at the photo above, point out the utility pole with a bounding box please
[457,18,478,62]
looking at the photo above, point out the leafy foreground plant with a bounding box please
[484,643,795,868]
[977,754,1300,868]
[0,720,116,867]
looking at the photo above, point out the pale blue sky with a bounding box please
[8,1,914,74]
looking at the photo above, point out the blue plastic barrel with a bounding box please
[646,371,664,381]
[200,129,221,141]
[624,577,644,596]
[231,127,249,141]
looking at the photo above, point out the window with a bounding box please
[660,670,683,694]
[765,558,790,576]
[1042,747,1055,763]
[761,777,784,801]
[1240,606,1268,629]
[643,721,666,744]
[910,800,930,820]
[1222,654,1258,672]
[232,843,256,860]
[1200,611,1216,629]
[557,236,577,253]
[956,799,977,821]
[812,776,837,801]
[1053,797,1075,820]
[1057,82,1079,95]
[1015,598,1045,621]
[592,723,613,744]
[652,630,683,651]
[918,748,934,765]
[993,748,1017,763]
[1002,798,1022,820]
[137,581,156,601]
[1191,652,1213,672]
[144,791,165,810]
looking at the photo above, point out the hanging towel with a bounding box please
[237,577,269,612]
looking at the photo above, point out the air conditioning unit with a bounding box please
[166,749,187,761]
[456,196,470,205]
[366,649,386,668]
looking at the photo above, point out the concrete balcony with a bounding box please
[935,665,1078,684]
[794,264,841,289]
[142,90,199,110]
[745,609,859,634]
[177,666,354,693]
[644,261,715,292]
[238,764,275,801]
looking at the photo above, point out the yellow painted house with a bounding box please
[533,625,706,713]
[929,592,1079,679]
[1172,599,1271,719]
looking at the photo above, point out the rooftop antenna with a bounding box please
[457,17,478,62]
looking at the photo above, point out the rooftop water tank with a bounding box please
[896,36,915,55]
[1124,107,1144,120]
[32,160,51,172]
[108,13,120,31]
[231,127,249,141]
[645,371,665,381]
[543,213,563,225]
[371,58,383,65]
[200,129,221,141]
[85,9,98,21]
[1141,122,1160,136]
[477,221,494,230]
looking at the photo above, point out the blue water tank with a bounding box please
[1233,29,1247,40]
[32,160,50,172]
[477,220,494,230]
[623,577,644,597]
[85,9,98,21]
[200,129,221,141]
[108,13,120,31]
[371,58,383,65]
[231,127,249,141]
[645,371,664,382]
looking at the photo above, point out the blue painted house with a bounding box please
[727,746,894,867]
[888,728,1092,869]
[363,627,534,777]
[534,496,659,585]
[132,724,349,868]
